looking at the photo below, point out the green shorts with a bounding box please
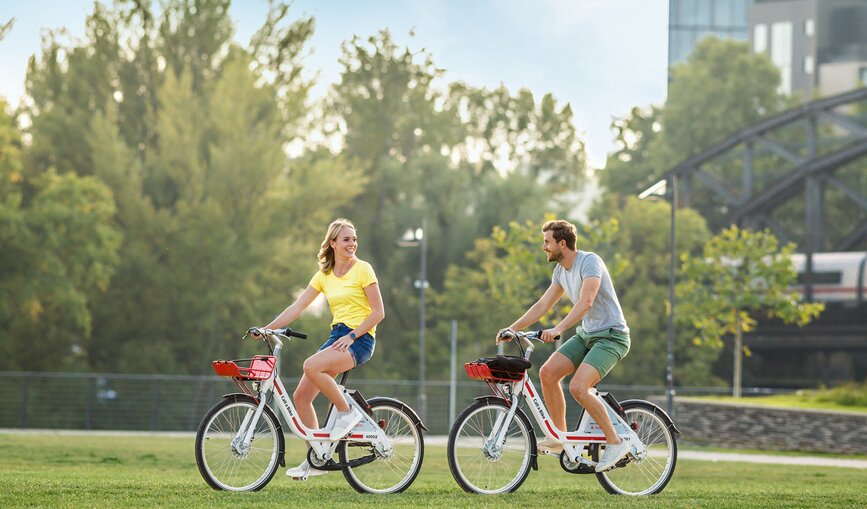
[556,326,630,379]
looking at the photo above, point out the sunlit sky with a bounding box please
[0,0,669,169]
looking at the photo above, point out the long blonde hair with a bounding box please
[318,218,356,274]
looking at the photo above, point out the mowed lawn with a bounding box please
[0,433,864,508]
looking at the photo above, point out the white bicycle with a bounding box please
[447,330,679,496]
[195,327,426,493]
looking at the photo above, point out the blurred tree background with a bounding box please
[0,2,810,387]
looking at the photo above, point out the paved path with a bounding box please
[4,430,867,469]
[422,435,867,469]
[678,450,867,469]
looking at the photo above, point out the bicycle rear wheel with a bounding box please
[340,398,424,494]
[596,401,677,495]
[447,398,534,494]
[195,395,284,491]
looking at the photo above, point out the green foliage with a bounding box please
[589,196,716,386]
[0,99,121,371]
[430,215,621,378]
[328,30,588,379]
[0,18,13,41]
[814,382,867,408]
[678,226,823,347]
[677,226,824,394]
[13,1,345,374]
[600,37,787,220]
[4,7,589,379]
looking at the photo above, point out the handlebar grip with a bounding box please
[528,331,560,341]
[275,328,307,339]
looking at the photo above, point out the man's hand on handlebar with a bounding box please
[496,328,515,345]
[496,327,561,345]
[539,327,563,343]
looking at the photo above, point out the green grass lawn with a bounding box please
[0,433,864,508]
[683,384,867,413]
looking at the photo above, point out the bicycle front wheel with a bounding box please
[340,398,424,494]
[195,395,284,491]
[447,398,534,494]
[596,401,677,495]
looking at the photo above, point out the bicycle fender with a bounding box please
[619,399,681,435]
[472,396,539,471]
[365,396,430,432]
[219,393,287,467]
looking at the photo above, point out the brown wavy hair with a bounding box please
[542,219,577,250]
[318,218,356,273]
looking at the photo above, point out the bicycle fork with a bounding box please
[232,396,269,456]
[483,395,521,459]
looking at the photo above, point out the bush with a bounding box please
[815,382,867,408]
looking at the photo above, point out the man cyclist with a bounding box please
[497,219,631,472]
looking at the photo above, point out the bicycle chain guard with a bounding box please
[306,446,377,471]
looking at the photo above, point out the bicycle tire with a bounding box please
[195,395,284,491]
[596,400,677,495]
[447,398,535,494]
[340,398,425,494]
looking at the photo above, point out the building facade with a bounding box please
[749,0,867,97]
[668,0,753,68]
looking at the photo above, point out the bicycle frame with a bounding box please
[232,332,393,465]
[485,335,647,467]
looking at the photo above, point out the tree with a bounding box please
[588,196,714,386]
[600,37,786,222]
[0,98,121,371]
[677,226,824,397]
[18,1,356,374]
[328,30,589,379]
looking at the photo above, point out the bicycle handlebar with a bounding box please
[498,329,559,342]
[246,327,308,340]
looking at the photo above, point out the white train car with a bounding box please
[790,251,867,304]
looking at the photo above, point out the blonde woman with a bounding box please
[262,218,384,479]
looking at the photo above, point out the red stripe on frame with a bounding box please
[312,433,330,438]
[526,383,535,397]
[292,417,307,436]
[565,435,606,442]
[544,421,560,439]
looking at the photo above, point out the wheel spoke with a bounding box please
[447,402,532,494]
[195,399,280,491]
[599,405,676,496]
[341,402,423,494]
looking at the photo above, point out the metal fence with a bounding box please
[0,371,799,435]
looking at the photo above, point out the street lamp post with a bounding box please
[639,176,677,416]
[398,219,428,422]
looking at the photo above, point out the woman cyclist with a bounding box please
[260,218,384,479]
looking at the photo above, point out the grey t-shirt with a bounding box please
[551,251,629,334]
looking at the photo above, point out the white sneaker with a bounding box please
[286,460,327,480]
[330,409,362,440]
[595,441,631,472]
[537,438,564,454]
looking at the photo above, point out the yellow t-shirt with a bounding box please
[309,259,379,337]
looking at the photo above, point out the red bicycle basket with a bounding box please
[212,355,276,380]
[464,361,525,383]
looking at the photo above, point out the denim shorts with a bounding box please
[318,323,375,367]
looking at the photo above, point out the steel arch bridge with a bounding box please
[656,86,867,298]
[650,87,867,386]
